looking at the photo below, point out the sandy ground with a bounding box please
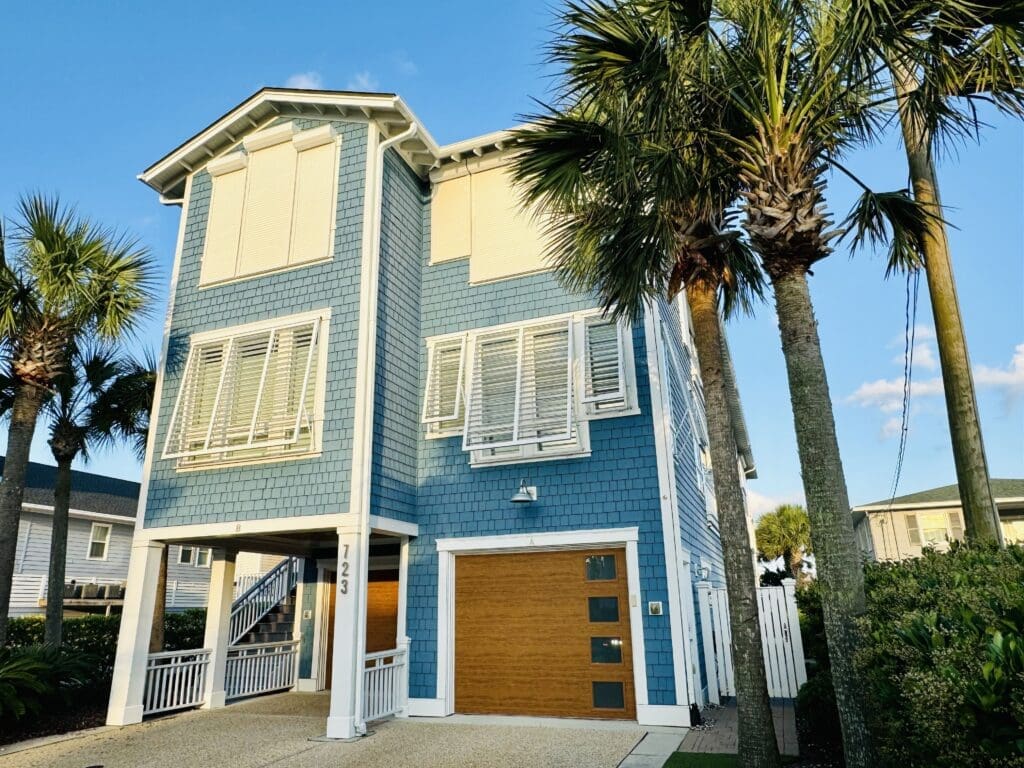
[0,693,645,768]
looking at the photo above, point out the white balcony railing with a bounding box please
[226,640,299,701]
[143,649,211,716]
[362,640,409,723]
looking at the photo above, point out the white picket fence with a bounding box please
[362,642,409,723]
[226,640,299,700]
[697,580,807,701]
[143,649,211,715]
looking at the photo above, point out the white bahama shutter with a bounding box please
[462,318,574,451]
[581,316,625,408]
[422,337,466,424]
[162,317,322,461]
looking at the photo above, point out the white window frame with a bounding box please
[178,545,195,565]
[199,122,343,288]
[421,309,639,466]
[161,308,331,471]
[194,547,212,568]
[86,523,111,561]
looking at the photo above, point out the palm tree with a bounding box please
[512,3,782,765]
[38,347,155,646]
[0,194,154,646]
[843,0,1024,542]
[755,504,811,585]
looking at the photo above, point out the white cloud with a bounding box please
[846,376,944,413]
[746,487,804,520]
[392,51,418,76]
[346,71,379,91]
[284,71,323,90]
[881,416,903,439]
[975,343,1024,402]
[888,324,935,348]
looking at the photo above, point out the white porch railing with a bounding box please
[143,649,211,715]
[233,574,262,599]
[225,640,300,701]
[229,557,301,645]
[362,642,409,723]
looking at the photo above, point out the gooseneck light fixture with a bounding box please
[510,479,538,504]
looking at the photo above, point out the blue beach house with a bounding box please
[106,88,756,737]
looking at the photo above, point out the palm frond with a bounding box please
[839,187,935,274]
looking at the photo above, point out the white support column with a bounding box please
[107,540,165,725]
[201,549,237,709]
[326,525,368,739]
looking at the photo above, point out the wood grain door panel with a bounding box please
[454,548,635,719]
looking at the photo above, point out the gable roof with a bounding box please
[0,458,140,519]
[854,479,1024,511]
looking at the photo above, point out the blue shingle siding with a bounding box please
[656,299,726,692]
[297,558,319,678]
[143,121,368,528]
[406,244,681,706]
[368,149,426,524]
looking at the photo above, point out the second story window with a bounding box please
[162,309,330,469]
[200,122,341,286]
[423,310,637,466]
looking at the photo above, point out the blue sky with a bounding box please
[1,1,1021,514]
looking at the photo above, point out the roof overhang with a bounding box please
[139,88,446,200]
[852,496,1024,514]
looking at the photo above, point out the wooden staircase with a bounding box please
[236,590,297,645]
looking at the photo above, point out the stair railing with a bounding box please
[229,557,301,646]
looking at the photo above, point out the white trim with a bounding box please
[86,522,112,561]
[635,704,691,728]
[436,527,639,553]
[311,564,329,690]
[296,678,319,693]
[368,515,419,538]
[133,174,193,535]
[644,304,697,707]
[856,497,1024,513]
[187,307,332,345]
[22,503,135,526]
[406,698,448,718]
[432,527,648,717]
[396,537,409,644]
[135,512,348,542]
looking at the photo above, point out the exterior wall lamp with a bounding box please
[510,479,538,504]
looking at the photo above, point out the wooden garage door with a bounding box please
[455,548,635,719]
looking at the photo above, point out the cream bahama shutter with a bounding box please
[290,126,338,266]
[238,129,297,276]
[201,153,248,285]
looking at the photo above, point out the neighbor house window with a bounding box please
[906,511,959,548]
[87,523,111,561]
[199,122,341,286]
[162,309,329,469]
[421,310,637,465]
[195,548,212,567]
[1003,519,1024,544]
[178,546,194,565]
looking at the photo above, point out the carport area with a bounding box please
[0,692,647,768]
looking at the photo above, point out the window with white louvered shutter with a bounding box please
[422,336,466,435]
[581,317,626,411]
[947,510,965,541]
[162,311,327,468]
[905,513,921,546]
[463,319,574,452]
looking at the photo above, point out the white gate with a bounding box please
[696,580,806,701]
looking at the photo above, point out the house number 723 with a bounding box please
[339,544,350,595]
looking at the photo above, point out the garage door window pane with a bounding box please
[585,555,616,581]
[591,637,623,664]
[588,596,619,622]
[592,681,625,709]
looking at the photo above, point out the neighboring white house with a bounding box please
[852,478,1024,561]
[8,459,218,616]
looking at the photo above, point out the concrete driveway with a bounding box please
[0,693,646,768]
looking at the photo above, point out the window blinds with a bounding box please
[163,317,322,462]
[582,317,626,409]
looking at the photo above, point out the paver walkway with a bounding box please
[679,702,798,756]
[0,693,645,768]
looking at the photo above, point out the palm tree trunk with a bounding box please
[786,549,803,586]
[44,457,74,646]
[687,284,781,768]
[149,545,168,652]
[770,269,874,767]
[0,383,47,646]
[892,62,1001,545]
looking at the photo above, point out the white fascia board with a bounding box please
[856,497,1024,513]
[22,503,135,526]
[134,513,349,542]
[367,515,419,538]
[436,527,639,553]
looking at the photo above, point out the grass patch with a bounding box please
[663,755,800,768]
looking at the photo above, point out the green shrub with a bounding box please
[798,544,1024,768]
[164,609,207,650]
[0,645,95,723]
[6,615,120,678]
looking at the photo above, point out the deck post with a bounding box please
[326,525,367,739]
[107,539,165,725]
[201,549,237,709]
